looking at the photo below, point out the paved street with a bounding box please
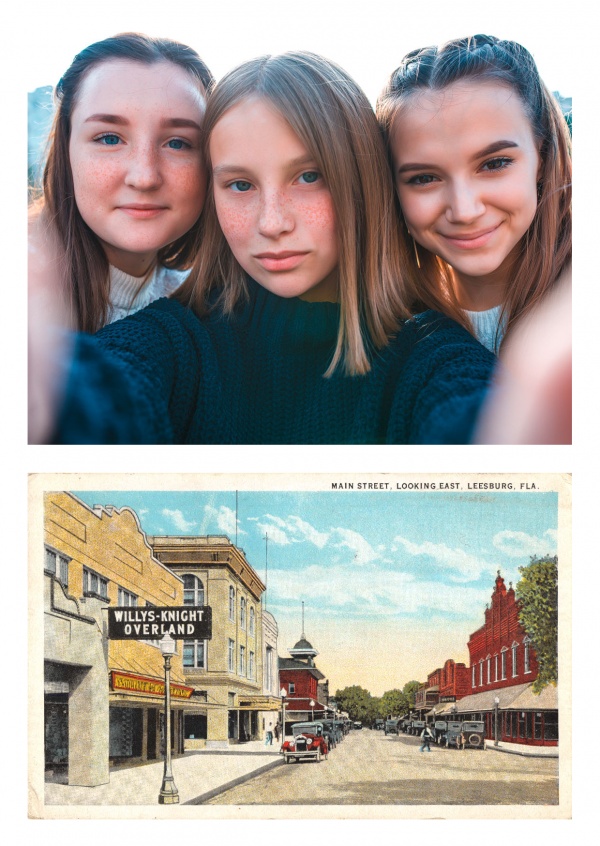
[205,728,559,806]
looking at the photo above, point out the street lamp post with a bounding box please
[494,696,500,747]
[310,699,315,721]
[280,687,287,747]
[158,633,179,804]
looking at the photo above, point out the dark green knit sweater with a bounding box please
[55,280,495,444]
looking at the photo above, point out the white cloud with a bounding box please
[204,505,245,537]
[492,529,557,558]
[268,565,489,618]
[394,536,490,582]
[331,528,380,565]
[161,508,196,533]
[287,516,330,548]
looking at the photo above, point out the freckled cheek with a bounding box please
[215,201,254,249]
[70,157,123,207]
[300,195,338,244]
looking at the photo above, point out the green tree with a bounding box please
[334,685,374,722]
[516,555,558,693]
[402,680,421,708]
[379,688,409,718]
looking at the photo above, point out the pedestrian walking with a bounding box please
[265,724,273,746]
[419,725,434,752]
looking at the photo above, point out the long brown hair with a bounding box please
[38,32,214,332]
[377,34,572,347]
[175,51,410,376]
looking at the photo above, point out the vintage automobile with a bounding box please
[459,721,486,749]
[320,719,342,748]
[353,721,363,730]
[441,720,486,749]
[432,720,450,744]
[410,720,426,736]
[281,722,329,763]
[384,719,399,735]
[374,719,385,730]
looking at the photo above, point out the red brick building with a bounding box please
[279,634,327,731]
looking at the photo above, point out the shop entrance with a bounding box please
[44,695,68,783]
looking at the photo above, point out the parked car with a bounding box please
[432,720,449,744]
[321,719,342,748]
[439,721,464,747]
[459,721,486,749]
[384,719,399,735]
[374,719,385,730]
[281,722,329,763]
[353,721,363,730]
[410,720,426,736]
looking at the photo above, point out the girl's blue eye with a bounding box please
[298,171,320,184]
[167,138,190,150]
[230,180,252,193]
[96,134,121,146]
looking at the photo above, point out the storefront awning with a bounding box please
[450,682,558,714]
[237,695,282,711]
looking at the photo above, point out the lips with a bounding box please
[440,224,502,250]
[118,204,168,220]
[254,251,309,271]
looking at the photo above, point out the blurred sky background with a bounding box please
[25,0,573,100]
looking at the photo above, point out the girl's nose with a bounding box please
[445,181,486,224]
[257,190,294,238]
[124,145,163,191]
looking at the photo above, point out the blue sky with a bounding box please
[73,486,558,695]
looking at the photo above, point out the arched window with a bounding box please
[511,641,519,677]
[249,606,255,636]
[183,574,204,605]
[229,586,235,621]
[524,636,532,673]
[240,597,246,630]
[501,647,508,680]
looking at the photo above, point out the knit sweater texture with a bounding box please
[55,279,496,444]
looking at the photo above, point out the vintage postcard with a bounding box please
[29,472,570,820]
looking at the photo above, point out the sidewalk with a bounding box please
[484,739,558,757]
[44,740,284,806]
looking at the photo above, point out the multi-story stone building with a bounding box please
[43,493,192,787]
[148,534,281,748]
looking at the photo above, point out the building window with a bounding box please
[501,648,507,680]
[239,645,246,675]
[479,660,483,686]
[494,654,499,682]
[183,640,206,669]
[249,651,255,680]
[228,639,235,672]
[183,574,204,606]
[240,597,246,630]
[249,606,255,636]
[44,547,69,587]
[512,642,519,677]
[118,587,137,607]
[289,682,295,694]
[486,655,491,685]
[229,586,235,621]
[472,664,476,688]
[524,637,532,673]
[83,567,108,600]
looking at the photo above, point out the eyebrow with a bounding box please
[397,140,519,174]
[83,114,202,130]
[213,154,317,177]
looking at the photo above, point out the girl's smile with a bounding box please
[210,96,339,302]
[69,59,207,277]
[390,80,540,309]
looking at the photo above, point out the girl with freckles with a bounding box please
[39,51,496,445]
[376,34,571,354]
[30,32,214,332]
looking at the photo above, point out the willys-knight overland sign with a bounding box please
[108,605,212,640]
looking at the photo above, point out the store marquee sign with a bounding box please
[111,671,194,699]
[108,605,212,640]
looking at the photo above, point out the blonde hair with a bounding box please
[377,34,572,348]
[175,51,410,376]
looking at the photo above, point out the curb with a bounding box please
[485,744,559,759]
[183,757,285,805]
